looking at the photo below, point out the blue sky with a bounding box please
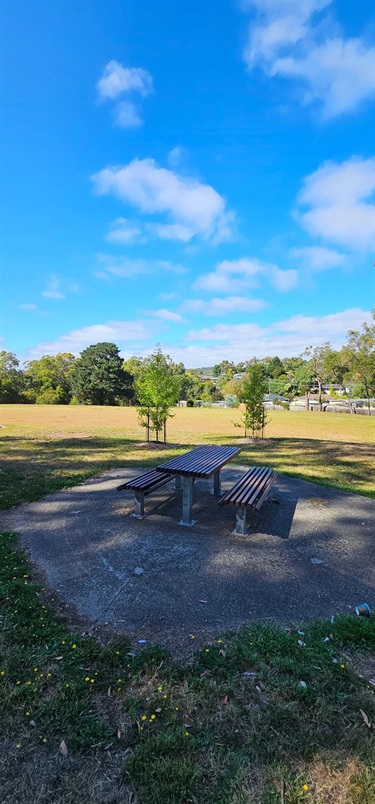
[2,0,374,367]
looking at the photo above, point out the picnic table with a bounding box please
[156,444,242,526]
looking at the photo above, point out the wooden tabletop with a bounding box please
[156,444,242,478]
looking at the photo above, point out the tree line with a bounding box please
[1,312,374,420]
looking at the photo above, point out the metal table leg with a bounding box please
[179,476,196,526]
[212,469,222,496]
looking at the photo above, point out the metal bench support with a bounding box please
[179,476,196,527]
[233,506,248,536]
[132,491,145,519]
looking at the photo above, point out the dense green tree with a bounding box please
[24,353,76,404]
[0,351,25,403]
[291,364,316,410]
[136,346,181,442]
[70,343,132,405]
[212,360,235,378]
[263,356,285,378]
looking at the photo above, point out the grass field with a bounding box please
[1,405,375,802]
[1,405,374,509]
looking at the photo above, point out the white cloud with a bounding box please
[96,60,153,129]
[290,246,346,271]
[26,308,372,366]
[42,276,65,300]
[181,296,267,316]
[27,320,158,359]
[19,304,38,311]
[270,267,298,291]
[167,146,187,169]
[152,309,185,323]
[97,61,153,100]
[159,292,177,301]
[296,157,375,250]
[106,218,144,244]
[243,1,375,119]
[193,257,297,293]
[91,158,235,243]
[94,255,187,280]
[179,307,371,364]
[113,101,143,128]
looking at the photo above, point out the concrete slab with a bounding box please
[2,466,374,655]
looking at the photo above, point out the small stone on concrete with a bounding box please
[311,558,323,564]
[133,567,145,575]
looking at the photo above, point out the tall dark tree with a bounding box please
[70,342,132,405]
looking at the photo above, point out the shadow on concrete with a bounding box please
[4,464,374,655]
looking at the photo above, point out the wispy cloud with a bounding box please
[42,276,65,299]
[94,254,188,280]
[193,257,298,293]
[295,157,375,250]
[181,296,267,316]
[243,1,375,119]
[106,218,145,244]
[290,246,346,271]
[91,158,236,244]
[96,60,153,129]
[181,308,371,362]
[151,308,185,323]
[27,320,159,359]
[19,303,38,311]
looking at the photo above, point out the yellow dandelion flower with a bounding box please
[150,714,156,720]
[71,644,77,649]
[141,715,147,721]
[303,784,309,791]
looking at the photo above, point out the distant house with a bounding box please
[263,393,289,403]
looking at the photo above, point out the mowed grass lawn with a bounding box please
[1,405,375,803]
[0,404,374,509]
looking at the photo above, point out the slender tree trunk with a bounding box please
[306,390,310,411]
[163,419,166,443]
[318,379,322,411]
[147,409,150,442]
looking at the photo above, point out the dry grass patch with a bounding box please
[0,406,374,508]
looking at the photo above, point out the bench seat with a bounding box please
[117,470,175,519]
[219,466,275,535]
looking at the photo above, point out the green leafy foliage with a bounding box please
[70,342,132,405]
[0,351,25,403]
[240,363,268,438]
[136,346,181,442]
